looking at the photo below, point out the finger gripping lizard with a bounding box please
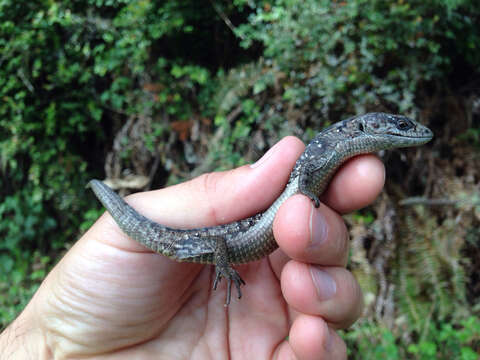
[88,113,433,305]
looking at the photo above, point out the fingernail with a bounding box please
[310,267,337,301]
[250,142,280,169]
[308,204,328,247]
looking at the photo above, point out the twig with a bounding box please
[17,68,34,93]
[147,153,161,191]
[209,0,245,40]
[226,104,243,122]
[399,197,458,206]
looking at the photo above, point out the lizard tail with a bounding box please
[87,179,169,253]
[87,179,216,259]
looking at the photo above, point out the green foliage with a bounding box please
[1,0,100,326]
[233,0,480,117]
[0,0,221,327]
[352,210,375,225]
[406,317,480,360]
[396,206,470,333]
[0,2,479,358]
[344,316,480,360]
[343,322,400,360]
[0,250,49,327]
[213,97,260,167]
[206,0,480,174]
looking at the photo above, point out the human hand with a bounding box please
[0,136,385,359]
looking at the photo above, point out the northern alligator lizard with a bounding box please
[88,112,433,305]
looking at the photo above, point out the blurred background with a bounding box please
[0,0,479,358]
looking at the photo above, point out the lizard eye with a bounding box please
[396,119,413,131]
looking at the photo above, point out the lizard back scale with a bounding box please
[88,112,433,305]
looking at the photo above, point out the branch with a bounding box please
[209,0,245,40]
[399,197,458,206]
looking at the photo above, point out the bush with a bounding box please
[1,3,479,359]
[0,0,236,326]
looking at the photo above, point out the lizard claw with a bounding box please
[213,265,245,306]
[304,191,320,208]
[310,195,320,208]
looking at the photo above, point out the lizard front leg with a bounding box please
[299,162,322,208]
[212,236,245,306]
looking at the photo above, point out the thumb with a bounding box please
[111,136,305,231]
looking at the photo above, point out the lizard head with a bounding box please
[356,112,433,148]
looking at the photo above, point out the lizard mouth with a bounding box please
[385,132,433,140]
[383,133,433,145]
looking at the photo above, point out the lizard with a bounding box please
[88,112,433,305]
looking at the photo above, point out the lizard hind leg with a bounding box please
[212,236,245,306]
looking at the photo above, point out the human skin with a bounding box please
[0,136,385,359]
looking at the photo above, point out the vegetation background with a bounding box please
[1,0,479,358]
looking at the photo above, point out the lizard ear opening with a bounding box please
[358,122,364,132]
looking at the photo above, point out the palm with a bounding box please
[47,236,289,358]
[25,139,378,359]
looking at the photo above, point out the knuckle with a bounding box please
[197,172,221,225]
